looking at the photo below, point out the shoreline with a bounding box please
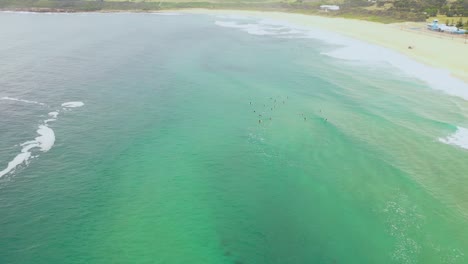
[181,9,468,85]
[2,8,467,84]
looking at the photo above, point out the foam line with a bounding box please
[0,152,32,178]
[0,101,82,178]
[61,101,84,108]
[153,12,181,16]
[0,125,55,178]
[1,96,46,106]
[214,18,468,100]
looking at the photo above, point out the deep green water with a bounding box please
[1,12,468,264]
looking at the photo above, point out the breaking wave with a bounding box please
[0,99,84,178]
[214,17,468,101]
[439,126,468,150]
[152,12,182,16]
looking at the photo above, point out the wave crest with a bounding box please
[439,127,468,150]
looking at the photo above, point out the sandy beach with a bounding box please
[182,9,468,84]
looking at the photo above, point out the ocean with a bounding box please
[1,12,468,264]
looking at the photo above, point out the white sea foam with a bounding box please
[216,19,355,40]
[19,125,55,152]
[214,18,468,101]
[48,111,59,118]
[44,112,59,124]
[0,11,39,14]
[215,21,277,35]
[48,111,58,118]
[61,101,84,108]
[216,19,310,36]
[0,100,82,178]
[0,152,32,178]
[0,11,66,15]
[34,125,55,152]
[44,119,56,124]
[0,125,55,178]
[1,96,46,106]
[321,40,468,100]
[153,12,181,16]
[439,127,468,150]
[216,14,250,20]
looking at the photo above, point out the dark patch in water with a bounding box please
[220,238,229,246]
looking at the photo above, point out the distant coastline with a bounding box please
[192,9,468,86]
[0,3,436,24]
[2,7,467,86]
[0,8,77,13]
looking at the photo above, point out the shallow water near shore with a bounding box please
[1,12,468,264]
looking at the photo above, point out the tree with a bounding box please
[456,18,463,28]
[424,8,437,17]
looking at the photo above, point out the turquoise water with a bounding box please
[1,12,468,264]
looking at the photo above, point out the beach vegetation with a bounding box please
[424,8,437,17]
[0,0,464,23]
[456,18,463,28]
